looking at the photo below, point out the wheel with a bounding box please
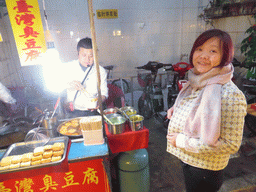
[167,87,178,108]
[248,97,256,104]
[167,94,177,109]
[112,79,130,94]
[138,96,153,119]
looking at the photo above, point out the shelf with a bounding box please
[204,1,256,19]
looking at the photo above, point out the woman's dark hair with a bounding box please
[77,37,92,52]
[189,29,234,67]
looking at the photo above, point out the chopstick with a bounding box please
[80,116,102,131]
[51,97,60,118]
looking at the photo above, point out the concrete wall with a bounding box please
[212,16,255,62]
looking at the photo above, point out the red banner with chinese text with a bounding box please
[6,0,47,66]
[0,158,111,192]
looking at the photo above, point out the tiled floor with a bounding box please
[145,117,256,192]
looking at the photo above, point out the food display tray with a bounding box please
[0,136,69,174]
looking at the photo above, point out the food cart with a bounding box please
[0,0,149,191]
[0,110,149,192]
[0,137,112,191]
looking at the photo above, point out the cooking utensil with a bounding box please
[129,114,144,131]
[103,114,113,125]
[57,117,82,139]
[0,120,33,136]
[24,127,50,148]
[105,113,126,134]
[0,124,17,135]
[51,97,60,118]
[123,108,137,118]
[120,106,135,112]
[42,116,58,138]
[103,107,120,115]
[97,109,113,125]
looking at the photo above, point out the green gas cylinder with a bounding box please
[117,149,150,192]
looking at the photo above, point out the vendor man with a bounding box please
[63,37,108,117]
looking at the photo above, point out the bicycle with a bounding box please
[103,65,130,94]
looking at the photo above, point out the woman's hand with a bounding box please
[166,133,179,147]
[167,106,174,119]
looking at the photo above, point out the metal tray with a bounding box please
[0,136,69,174]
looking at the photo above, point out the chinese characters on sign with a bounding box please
[1,168,100,192]
[6,0,47,66]
[96,9,118,19]
[0,159,110,192]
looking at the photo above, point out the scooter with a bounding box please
[136,61,172,119]
[155,62,192,129]
[136,61,192,129]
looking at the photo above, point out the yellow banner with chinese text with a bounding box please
[96,9,118,19]
[6,0,47,66]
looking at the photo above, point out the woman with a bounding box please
[166,29,247,192]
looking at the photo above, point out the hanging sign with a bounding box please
[6,0,47,66]
[96,9,118,19]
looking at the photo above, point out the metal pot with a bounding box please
[129,114,144,131]
[123,108,137,118]
[120,106,135,112]
[103,108,120,115]
[105,113,126,134]
[42,116,58,138]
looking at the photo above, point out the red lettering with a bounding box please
[22,39,41,50]
[13,0,33,13]
[25,50,41,61]
[15,13,35,26]
[19,26,40,38]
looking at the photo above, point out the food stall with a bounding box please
[0,1,149,191]
[0,136,112,191]
[0,105,149,192]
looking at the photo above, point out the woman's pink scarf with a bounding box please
[173,64,233,147]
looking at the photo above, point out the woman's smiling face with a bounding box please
[192,37,223,74]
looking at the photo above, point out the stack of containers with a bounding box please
[122,107,144,131]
